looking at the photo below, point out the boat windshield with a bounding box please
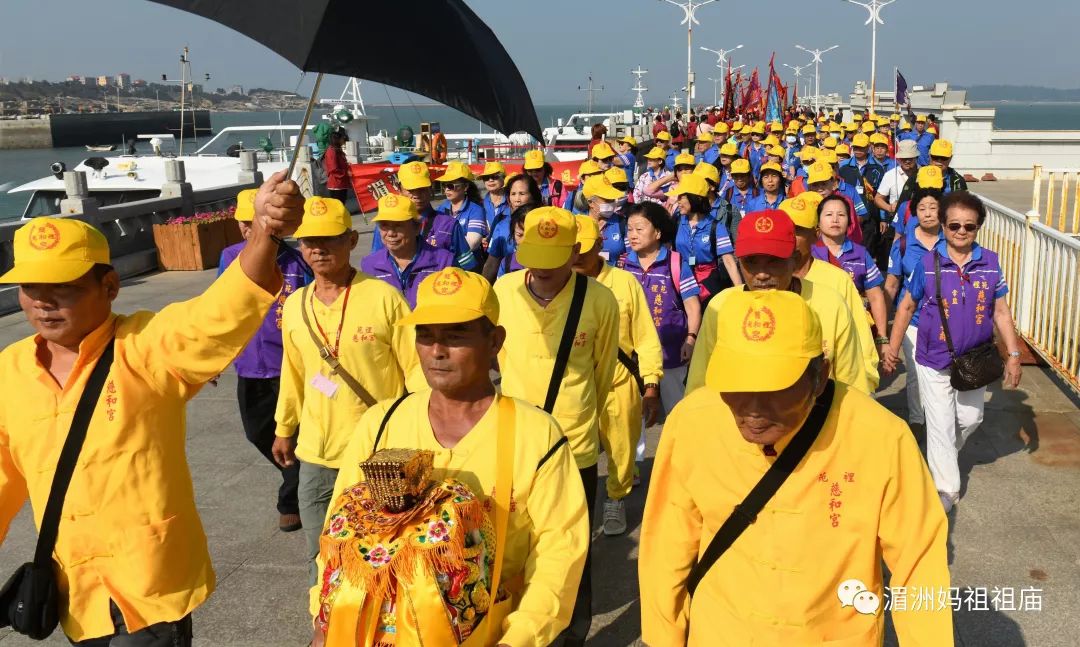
[195,126,308,160]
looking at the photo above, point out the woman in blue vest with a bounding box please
[619,200,701,415]
[670,170,742,304]
[564,160,604,214]
[583,174,629,264]
[634,147,671,205]
[479,161,510,242]
[723,158,758,216]
[435,160,488,254]
[481,173,543,282]
[812,194,889,360]
[745,162,786,212]
[522,149,565,206]
[885,192,1023,513]
[611,136,638,185]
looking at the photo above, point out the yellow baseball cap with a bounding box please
[828,123,842,134]
[399,161,433,191]
[851,133,870,148]
[763,134,780,147]
[667,173,711,198]
[860,121,877,134]
[618,135,638,146]
[592,142,616,159]
[917,164,945,189]
[372,192,419,222]
[294,197,352,238]
[740,125,753,135]
[704,289,824,393]
[822,137,838,149]
[818,149,839,165]
[799,147,819,163]
[869,133,889,146]
[713,122,730,135]
[766,144,785,158]
[732,121,744,130]
[643,146,666,160]
[769,121,784,133]
[836,144,851,156]
[751,123,766,135]
[853,113,864,122]
[780,193,823,229]
[890,113,901,122]
[523,149,547,170]
[696,130,713,143]
[843,122,858,132]
[655,131,672,142]
[604,167,628,186]
[674,152,696,167]
[928,125,938,135]
[759,162,784,176]
[719,143,739,157]
[899,120,912,131]
[730,158,751,175]
[234,188,257,222]
[915,114,928,123]
[578,159,602,177]
[516,207,578,270]
[575,214,601,254]
[930,139,954,158]
[693,162,720,184]
[0,217,110,284]
[805,160,834,185]
[435,160,474,184]
[479,161,506,178]
[582,175,624,201]
[801,124,816,135]
[396,267,499,327]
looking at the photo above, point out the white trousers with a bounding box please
[637,364,689,463]
[915,362,986,496]
[903,325,924,424]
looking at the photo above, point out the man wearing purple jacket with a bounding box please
[360,193,456,307]
[218,189,312,531]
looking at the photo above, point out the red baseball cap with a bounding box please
[736,210,796,259]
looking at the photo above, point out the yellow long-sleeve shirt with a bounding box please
[596,263,664,387]
[687,281,872,395]
[640,383,951,646]
[275,270,422,467]
[806,259,880,390]
[494,272,619,469]
[0,262,277,642]
[316,392,588,647]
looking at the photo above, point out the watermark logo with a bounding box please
[838,579,880,616]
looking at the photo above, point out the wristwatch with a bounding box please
[644,382,659,391]
[1007,350,1022,359]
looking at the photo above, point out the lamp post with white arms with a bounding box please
[700,44,743,107]
[660,0,718,114]
[841,0,896,115]
[794,44,839,114]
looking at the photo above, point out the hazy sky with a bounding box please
[2,0,1077,107]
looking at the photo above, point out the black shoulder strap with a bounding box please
[617,349,645,395]
[686,380,835,597]
[35,339,115,567]
[543,274,588,414]
[536,436,569,472]
[371,393,412,454]
[934,254,956,358]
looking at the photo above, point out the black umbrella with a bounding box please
[147,0,542,151]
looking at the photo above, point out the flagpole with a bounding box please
[893,66,898,113]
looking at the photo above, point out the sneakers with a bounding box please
[602,498,627,536]
[938,492,959,514]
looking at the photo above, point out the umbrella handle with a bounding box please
[285,71,326,180]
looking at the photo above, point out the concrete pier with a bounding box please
[0,116,52,150]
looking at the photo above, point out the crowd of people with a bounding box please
[0,105,1025,647]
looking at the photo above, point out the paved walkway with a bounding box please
[2,227,1079,646]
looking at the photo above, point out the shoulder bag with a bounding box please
[934,254,1004,391]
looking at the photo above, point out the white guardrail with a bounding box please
[979,194,1080,392]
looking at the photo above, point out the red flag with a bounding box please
[723,66,735,119]
[741,68,762,116]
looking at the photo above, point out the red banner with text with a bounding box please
[348,160,583,212]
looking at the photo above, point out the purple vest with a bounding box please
[421,210,461,252]
[219,241,312,379]
[619,251,688,369]
[811,239,882,294]
[913,245,1006,371]
[360,242,455,308]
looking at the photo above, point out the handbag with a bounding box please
[0,339,115,639]
[686,381,834,598]
[934,254,1004,391]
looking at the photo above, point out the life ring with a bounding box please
[431,132,448,165]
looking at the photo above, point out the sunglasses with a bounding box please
[946,222,979,233]
[445,181,470,190]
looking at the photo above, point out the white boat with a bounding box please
[541,110,648,162]
[85,144,117,152]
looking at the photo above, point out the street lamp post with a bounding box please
[782,63,808,108]
[661,0,717,114]
[707,77,721,106]
[842,0,896,115]
[700,44,743,106]
[794,44,839,114]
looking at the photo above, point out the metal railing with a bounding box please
[0,152,265,315]
[980,195,1080,391]
[1030,165,1080,234]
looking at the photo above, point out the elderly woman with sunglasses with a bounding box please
[884,192,1023,514]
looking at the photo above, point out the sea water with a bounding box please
[3,102,1079,220]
